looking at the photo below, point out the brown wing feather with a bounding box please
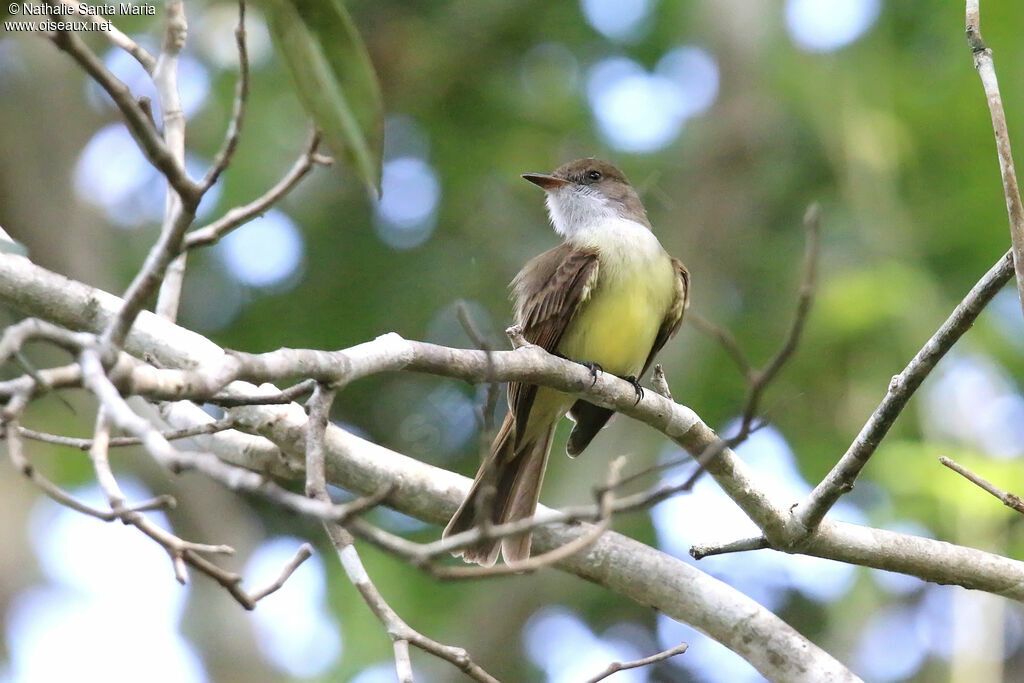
[641,257,690,376]
[566,257,689,457]
[506,244,600,438]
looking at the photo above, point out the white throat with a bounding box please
[546,186,641,239]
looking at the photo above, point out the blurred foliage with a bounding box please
[2,0,1024,681]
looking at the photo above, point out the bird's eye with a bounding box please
[586,170,602,181]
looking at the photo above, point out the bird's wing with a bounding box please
[641,257,690,376]
[567,257,689,456]
[507,244,600,438]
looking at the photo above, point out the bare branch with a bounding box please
[939,456,1024,515]
[11,252,1023,679]
[793,250,1015,531]
[681,204,821,488]
[687,311,753,380]
[46,27,199,205]
[3,415,175,521]
[207,379,317,406]
[585,642,689,683]
[741,203,821,431]
[104,205,195,347]
[966,0,1024,314]
[88,405,125,508]
[303,384,498,682]
[0,317,94,362]
[455,300,500,466]
[393,639,413,683]
[152,0,194,323]
[303,383,334,498]
[58,0,157,72]
[185,132,328,249]
[18,417,237,451]
[4,391,297,608]
[690,536,770,560]
[75,350,365,525]
[248,543,314,602]
[200,0,250,193]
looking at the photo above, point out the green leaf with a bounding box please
[265,0,384,195]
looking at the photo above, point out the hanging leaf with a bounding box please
[265,0,384,195]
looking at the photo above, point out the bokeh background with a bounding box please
[3,0,1024,680]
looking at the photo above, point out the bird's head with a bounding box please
[522,158,649,237]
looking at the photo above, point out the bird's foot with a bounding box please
[575,359,603,386]
[622,375,644,405]
[554,352,603,386]
[565,358,602,385]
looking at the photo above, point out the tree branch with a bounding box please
[0,251,858,682]
[585,642,689,683]
[152,0,192,322]
[17,416,237,450]
[6,252,1024,603]
[939,455,1024,515]
[966,0,1024,314]
[58,0,157,72]
[303,385,498,682]
[185,131,329,249]
[792,249,1014,532]
[46,26,199,205]
[200,0,250,193]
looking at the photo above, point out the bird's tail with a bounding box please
[443,412,555,566]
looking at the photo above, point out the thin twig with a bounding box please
[104,201,195,346]
[153,0,193,323]
[455,301,501,516]
[185,131,328,249]
[690,536,770,560]
[393,640,413,683]
[58,0,156,72]
[687,311,753,380]
[200,0,250,193]
[793,250,1015,532]
[80,353,237,584]
[456,300,499,440]
[88,405,125,509]
[46,25,198,204]
[75,351,328,605]
[939,456,1024,515]
[303,384,498,682]
[740,203,821,431]
[585,642,689,683]
[18,417,237,451]
[208,379,317,406]
[680,205,821,489]
[248,543,315,602]
[966,0,1024,315]
[79,350,366,522]
[3,414,175,521]
[0,318,93,363]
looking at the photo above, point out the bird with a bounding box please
[443,158,689,566]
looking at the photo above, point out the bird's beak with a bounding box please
[522,173,571,191]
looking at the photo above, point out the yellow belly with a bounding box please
[557,254,674,377]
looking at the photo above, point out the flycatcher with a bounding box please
[443,158,689,566]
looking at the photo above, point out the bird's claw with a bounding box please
[623,375,644,405]
[578,361,603,386]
